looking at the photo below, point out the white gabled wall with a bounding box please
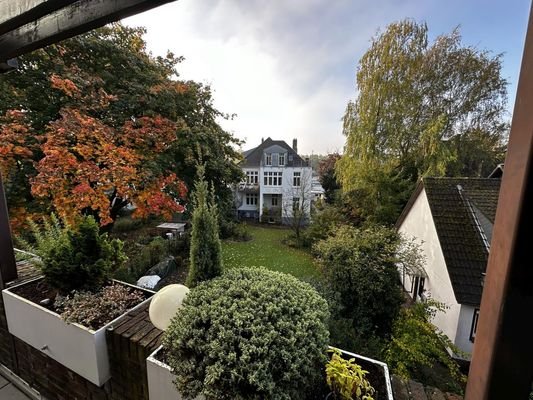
[397,189,468,356]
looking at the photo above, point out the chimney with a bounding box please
[292,138,298,153]
[261,137,264,143]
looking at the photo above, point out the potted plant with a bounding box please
[2,215,153,386]
[325,348,376,400]
[146,267,330,399]
[326,347,394,400]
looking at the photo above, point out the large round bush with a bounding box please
[163,267,330,400]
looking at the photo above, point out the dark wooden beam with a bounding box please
[0,173,17,288]
[465,3,533,399]
[0,1,77,35]
[0,0,175,61]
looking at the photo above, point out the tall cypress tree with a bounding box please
[186,166,223,287]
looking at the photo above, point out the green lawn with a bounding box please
[222,225,319,279]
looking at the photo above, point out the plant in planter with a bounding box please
[326,348,375,400]
[162,267,330,400]
[54,284,145,330]
[41,214,127,293]
[4,214,153,385]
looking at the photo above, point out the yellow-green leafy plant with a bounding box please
[326,348,375,400]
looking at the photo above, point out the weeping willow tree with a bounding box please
[337,20,508,224]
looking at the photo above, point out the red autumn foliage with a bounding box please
[30,106,186,225]
[0,110,34,177]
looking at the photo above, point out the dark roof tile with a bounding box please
[241,137,306,167]
[423,178,501,305]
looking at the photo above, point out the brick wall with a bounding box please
[0,297,15,371]
[14,337,109,400]
[1,300,162,400]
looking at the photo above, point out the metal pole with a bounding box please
[465,2,533,399]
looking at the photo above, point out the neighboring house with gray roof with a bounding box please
[235,137,312,224]
[395,177,501,358]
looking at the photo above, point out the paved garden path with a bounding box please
[0,373,32,400]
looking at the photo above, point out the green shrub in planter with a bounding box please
[41,216,126,293]
[164,267,330,400]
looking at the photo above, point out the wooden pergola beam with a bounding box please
[0,1,77,35]
[465,2,533,399]
[0,0,175,62]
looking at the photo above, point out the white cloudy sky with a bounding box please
[124,0,530,154]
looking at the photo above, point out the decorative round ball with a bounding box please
[149,284,190,331]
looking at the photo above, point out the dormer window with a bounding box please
[279,153,285,166]
[265,153,272,166]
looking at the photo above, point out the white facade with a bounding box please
[397,188,476,358]
[236,142,312,224]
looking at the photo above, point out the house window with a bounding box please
[264,172,282,186]
[410,276,425,300]
[246,171,258,184]
[470,308,480,342]
[271,194,279,206]
[246,193,258,206]
[293,197,300,211]
[279,153,285,166]
[265,153,272,166]
[293,171,301,187]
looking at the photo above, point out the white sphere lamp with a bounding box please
[149,284,190,331]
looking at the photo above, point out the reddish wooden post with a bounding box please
[465,2,533,399]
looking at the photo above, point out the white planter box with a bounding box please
[333,347,394,400]
[146,346,187,400]
[146,345,392,400]
[2,277,153,386]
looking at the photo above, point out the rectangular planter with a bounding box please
[146,345,392,400]
[2,277,153,386]
[332,347,394,400]
[147,345,203,400]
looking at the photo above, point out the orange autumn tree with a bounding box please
[0,110,39,230]
[31,76,187,226]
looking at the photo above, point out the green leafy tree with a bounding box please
[385,299,466,392]
[445,128,507,177]
[337,20,508,224]
[318,153,341,203]
[314,225,404,340]
[186,166,223,287]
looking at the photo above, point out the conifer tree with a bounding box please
[186,166,223,286]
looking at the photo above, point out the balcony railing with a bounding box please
[237,183,259,192]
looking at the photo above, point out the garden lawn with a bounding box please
[222,225,319,279]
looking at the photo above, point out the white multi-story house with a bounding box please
[235,138,312,224]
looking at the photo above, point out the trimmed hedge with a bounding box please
[164,267,330,400]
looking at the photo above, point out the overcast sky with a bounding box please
[124,0,530,155]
